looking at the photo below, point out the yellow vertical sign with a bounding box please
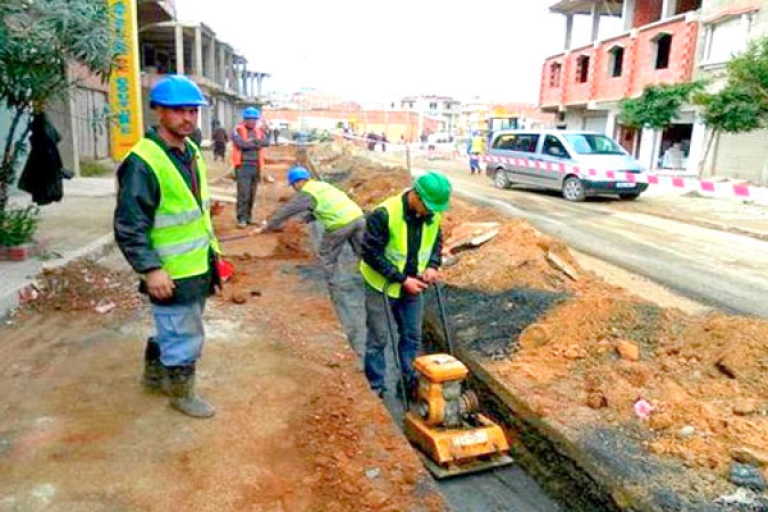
[109,0,144,160]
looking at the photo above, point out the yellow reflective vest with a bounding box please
[301,180,363,232]
[470,135,485,154]
[129,138,221,280]
[359,194,441,298]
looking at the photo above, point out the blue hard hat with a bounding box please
[242,107,261,119]
[287,166,311,185]
[149,75,207,107]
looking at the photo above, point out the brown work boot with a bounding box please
[167,365,216,418]
[142,337,169,394]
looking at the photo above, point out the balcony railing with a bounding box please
[540,14,699,108]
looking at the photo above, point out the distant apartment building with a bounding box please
[400,95,461,135]
[540,0,703,172]
[695,0,767,182]
[540,0,767,182]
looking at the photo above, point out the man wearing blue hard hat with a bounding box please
[114,74,221,418]
[254,166,365,318]
[360,171,451,400]
[232,106,269,228]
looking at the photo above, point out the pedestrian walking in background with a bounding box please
[212,119,228,162]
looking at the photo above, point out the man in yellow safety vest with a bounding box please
[359,171,452,398]
[254,166,365,283]
[114,75,221,419]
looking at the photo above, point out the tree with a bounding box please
[0,0,115,212]
[695,36,768,176]
[619,82,703,168]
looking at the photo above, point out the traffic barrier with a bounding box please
[327,135,768,203]
[460,152,768,204]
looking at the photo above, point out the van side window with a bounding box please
[492,134,518,150]
[543,135,570,158]
[513,134,539,153]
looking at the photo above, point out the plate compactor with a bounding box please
[403,353,514,478]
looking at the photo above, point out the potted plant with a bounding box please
[0,205,41,261]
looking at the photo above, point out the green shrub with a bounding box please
[0,204,40,246]
[79,159,114,177]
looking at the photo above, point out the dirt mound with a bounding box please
[317,144,768,497]
[442,215,583,293]
[295,370,445,512]
[17,259,143,318]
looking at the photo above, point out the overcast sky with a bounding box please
[177,0,622,103]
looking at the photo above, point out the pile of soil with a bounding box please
[17,259,143,318]
[314,142,768,499]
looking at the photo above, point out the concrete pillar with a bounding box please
[591,3,601,42]
[218,44,226,87]
[242,69,249,96]
[605,110,618,139]
[256,73,265,97]
[206,38,215,81]
[227,53,234,90]
[662,0,676,19]
[687,119,707,175]
[194,26,203,77]
[174,24,185,74]
[638,128,660,170]
[622,0,635,30]
[565,15,574,50]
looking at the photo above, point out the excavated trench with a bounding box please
[421,286,623,512]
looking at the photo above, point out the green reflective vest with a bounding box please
[470,135,485,154]
[359,194,441,298]
[302,180,363,232]
[130,138,221,280]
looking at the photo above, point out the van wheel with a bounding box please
[562,177,586,202]
[494,169,511,189]
[619,193,640,201]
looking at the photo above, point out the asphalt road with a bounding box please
[435,170,768,318]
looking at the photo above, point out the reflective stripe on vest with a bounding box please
[130,138,220,280]
[359,194,441,298]
[301,180,363,232]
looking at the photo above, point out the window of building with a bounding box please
[675,0,701,15]
[576,55,590,83]
[429,102,438,110]
[654,33,672,70]
[703,14,753,65]
[550,62,562,87]
[609,46,624,77]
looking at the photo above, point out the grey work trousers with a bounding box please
[319,217,365,291]
[236,163,260,223]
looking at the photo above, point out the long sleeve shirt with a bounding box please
[263,192,316,232]
[114,128,216,304]
[361,193,442,285]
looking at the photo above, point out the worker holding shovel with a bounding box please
[253,165,366,301]
[359,171,451,399]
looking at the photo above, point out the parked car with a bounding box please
[485,130,649,201]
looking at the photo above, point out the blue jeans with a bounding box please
[364,283,424,393]
[151,299,206,367]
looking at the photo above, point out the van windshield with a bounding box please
[563,134,626,155]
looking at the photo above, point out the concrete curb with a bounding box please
[1,233,116,320]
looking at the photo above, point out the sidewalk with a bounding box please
[0,178,116,317]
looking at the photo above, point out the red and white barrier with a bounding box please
[465,153,768,204]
